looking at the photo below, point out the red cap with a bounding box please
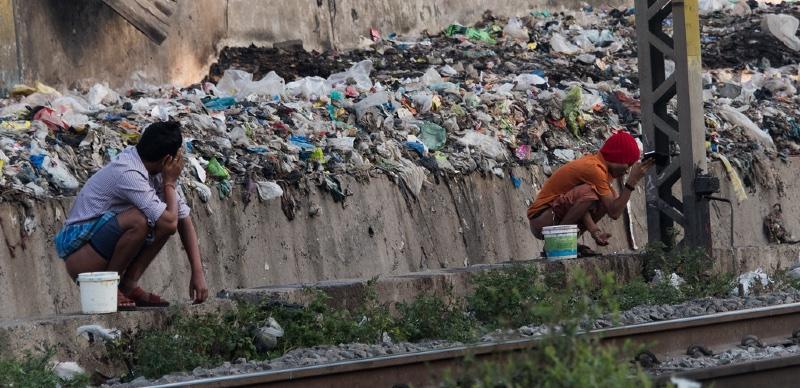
[600,132,640,164]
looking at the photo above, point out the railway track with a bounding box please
[151,303,800,388]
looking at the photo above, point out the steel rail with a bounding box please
[150,303,800,388]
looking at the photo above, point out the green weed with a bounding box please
[0,351,90,388]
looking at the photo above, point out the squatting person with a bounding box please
[55,121,208,310]
[527,131,654,256]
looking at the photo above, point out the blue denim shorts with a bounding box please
[88,216,123,261]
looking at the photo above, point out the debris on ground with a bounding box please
[3,3,800,209]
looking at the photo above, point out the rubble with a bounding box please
[2,3,800,211]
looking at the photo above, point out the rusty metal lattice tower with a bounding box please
[634,0,717,251]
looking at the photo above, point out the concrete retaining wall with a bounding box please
[0,165,648,320]
[1,0,630,89]
[1,156,797,321]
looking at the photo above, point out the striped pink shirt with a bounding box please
[65,147,190,226]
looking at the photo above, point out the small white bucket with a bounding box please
[77,272,120,314]
[542,225,579,260]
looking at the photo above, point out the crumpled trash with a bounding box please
[733,268,770,296]
[418,122,446,151]
[77,324,120,342]
[256,180,283,201]
[252,317,285,352]
[718,105,775,149]
[327,60,374,91]
[444,24,496,44]
[458,131,509,161]
[286,76,330,100]
[503,17,529,44]
[652,269,686,289]
[761,14,800,51]
[550,33,580,55]
[53,361,85,381]
[562,86,584,137]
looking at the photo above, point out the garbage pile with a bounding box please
[1,2,800,212]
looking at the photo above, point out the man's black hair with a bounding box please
[136,121,183,162]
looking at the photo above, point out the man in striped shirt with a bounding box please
[55,121,208,310]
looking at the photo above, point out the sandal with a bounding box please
[577,244,600,258]
[117,291,137,311]
[125,287,170,307]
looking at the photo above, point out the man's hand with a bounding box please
[190,271,208,304]
[591,230,612,246]
[627,158,656,186]
[162,148,185,185]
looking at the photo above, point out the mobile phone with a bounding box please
[643,151,668,164]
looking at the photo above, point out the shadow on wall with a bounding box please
[41,0,119,67]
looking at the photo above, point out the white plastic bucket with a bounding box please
[542,225,579,260]
[77,272,120,314]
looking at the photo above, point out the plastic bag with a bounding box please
[562,86,583,137]
[733,268,769,296]
[256,181,284,201]
[354,91,389,119]
[217,69,253,97]
[327,137,355,152]
[286,76,330,100]
[761,14,800,51]
[503,17,529,43]
[550,33,580,55]
[699,0,732,15]
[238,71,285,99]
[718,105,775,149]
[193,181,212,203]
[398,158,426,196]
[42,155,79,192]
[457,131,508,160]
[514,73,547,90]
[421,67,444,86]
[327,60,373,90]
[229,126,250,147]
[419,122,446,151]
[412,92,434,113]
[87,83,119,107]
[207,157,230,179]
[203,97,237,110]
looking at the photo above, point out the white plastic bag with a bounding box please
[327,137,355,152]
[229,126,250,147]
[718,105,775,149]
[286,76,330,100]
[514,73,547,90]
[421,67,444,85]
[256,181,284,201]
[87,83,119,107]
[238,71,285,99]
[550,33,580,55]
[412,92,434,113]
[43,155,79,191]
[354,91,389,118]
[761,14,800,51]
[733,268,769,296]
[458,131,509,160]
[327,60,373,90]
[503,17,529,43]
[217,69,252,97]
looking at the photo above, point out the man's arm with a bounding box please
[178,216,208,303]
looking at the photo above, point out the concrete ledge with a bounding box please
[220,255,644,310]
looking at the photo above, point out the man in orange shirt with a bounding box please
[527,132,654,255]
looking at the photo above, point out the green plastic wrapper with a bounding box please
[207,157,230,179]
[563,86,583,137]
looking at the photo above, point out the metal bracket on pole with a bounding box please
[634,0,717,251]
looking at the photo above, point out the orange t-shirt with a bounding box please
[526,153,614,219]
